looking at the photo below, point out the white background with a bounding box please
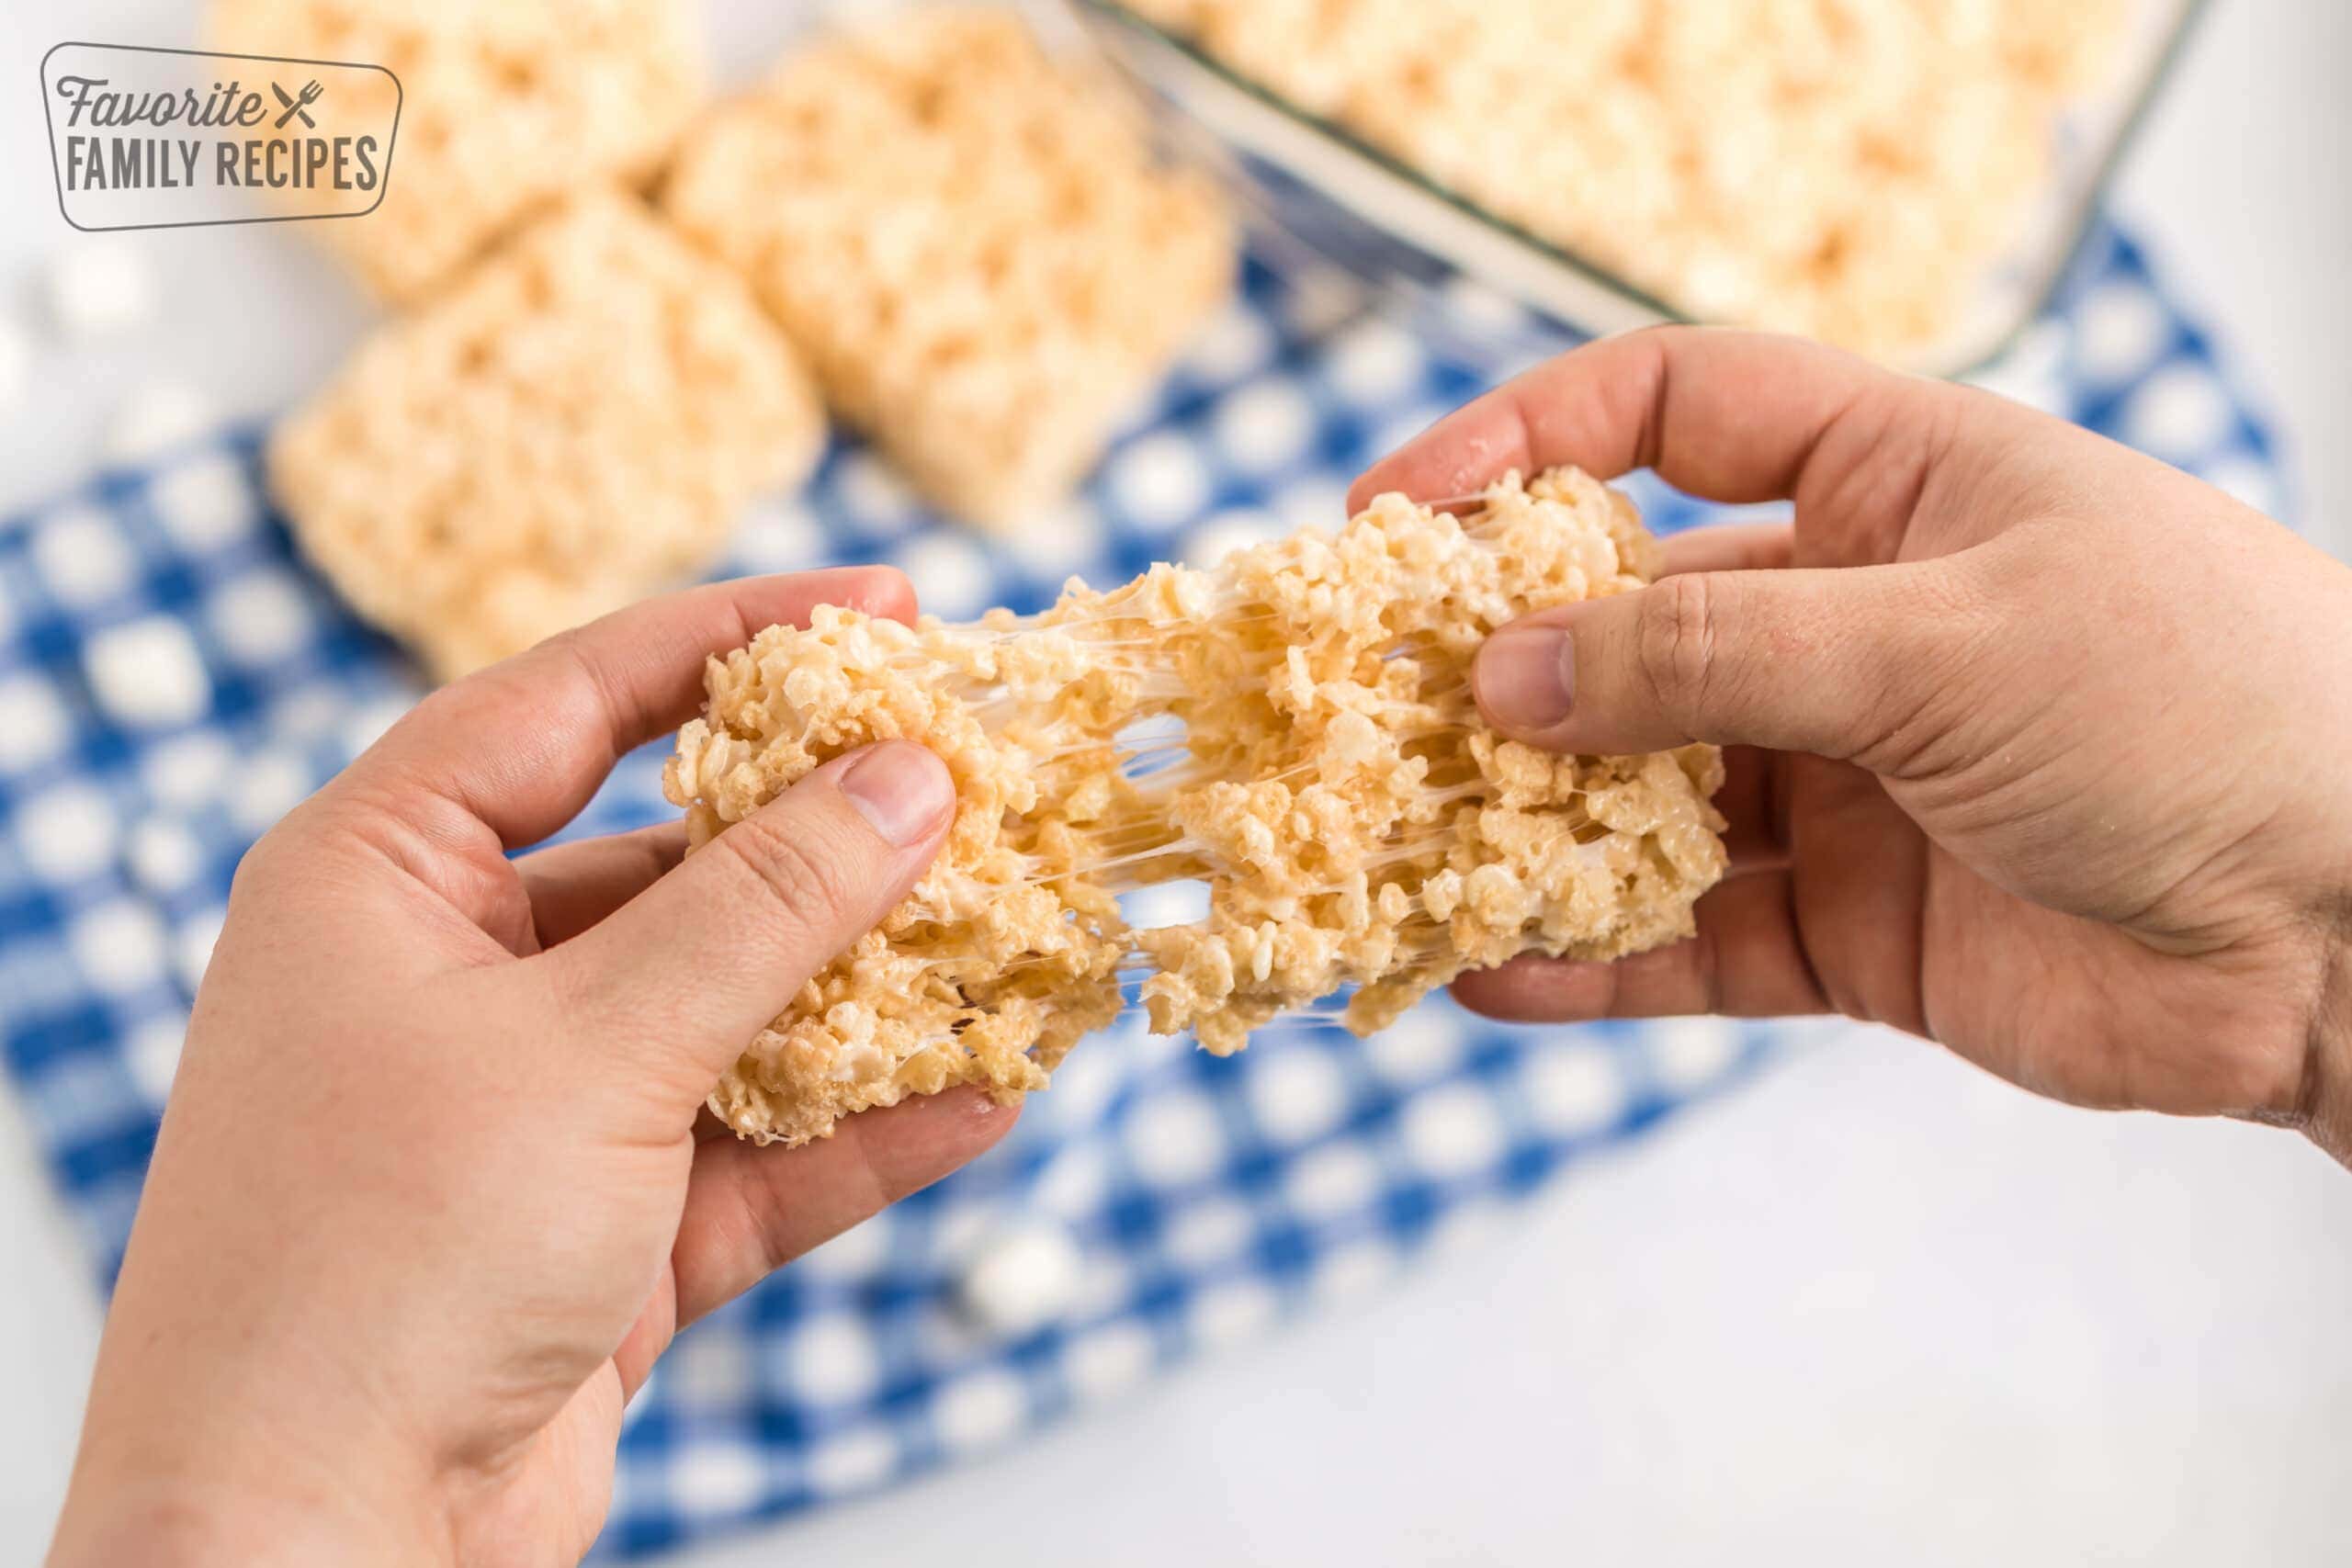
[4,2,2349,1563]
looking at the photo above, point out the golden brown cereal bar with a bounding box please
[661,7,1236,529]
[207,0,706,301]
[268,191,825,680]
[668,468,1727,1145]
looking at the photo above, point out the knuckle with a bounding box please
[541,626,630,738]
[729,1157,808,1280]
[223,829,285,910]
[1634,572,1726,724]
[714,810,863,937]
[842,1113,910,1212]
[225,795,354,909]
[1852,565,2002,776]
[540,935,628,1040]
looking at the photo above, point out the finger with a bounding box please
[1452,870,1830,1022]
[668,1088,1020,1332]
[540,739,956,1104]
[1714,745,1790,874]
[1784,754,1933,1032]
[1351,328,1925,509]
[514,823,689,950]
[612,1279,677,1406]
[1659,520,1794,578]
[1354,324,1956,552]
[341,568,915,852]
[1471,556,1989,761]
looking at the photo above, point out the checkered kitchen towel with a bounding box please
[0,220,2288,1558]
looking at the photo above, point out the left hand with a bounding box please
[49,570,1012,1567]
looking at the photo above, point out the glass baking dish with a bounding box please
[1066,0,2209,378]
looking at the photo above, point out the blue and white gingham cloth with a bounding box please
[0,220,2288,1559]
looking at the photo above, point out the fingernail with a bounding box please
[840,742,953,847]
[1478,625,1576,731]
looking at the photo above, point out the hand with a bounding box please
[1353,327,2352,1164]
[49,570,1011,1566]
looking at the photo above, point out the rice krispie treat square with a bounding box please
[268,191,825,680]
[208,0,706,301]
[661,8,1235,531]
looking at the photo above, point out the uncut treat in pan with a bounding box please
[667,469,1729,1146]
[660,6,1236,530]
[208,0,707,303]
[1116,0,2132,356]
[268,191,826,681]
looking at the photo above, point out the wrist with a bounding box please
[51,1421,452,1568]
[50,1480,447,1568]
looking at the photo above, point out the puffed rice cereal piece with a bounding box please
[662,7,1235,529]
[268,190,825,679]
[1118,0,2132,357]
[669,468,1727,1145]
[207,0,706,301]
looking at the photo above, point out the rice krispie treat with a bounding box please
[667,468,1727,1145]
[208,0,706,301]
[1119,0,2132,356]
[269,191,825,680]
[661,8,1235,529]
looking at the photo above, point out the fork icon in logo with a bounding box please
[271,79,322,130]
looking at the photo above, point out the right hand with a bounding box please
[1351,328,2352,1165]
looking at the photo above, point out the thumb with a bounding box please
[1473,562,1975,760]
[541,739,956,1109]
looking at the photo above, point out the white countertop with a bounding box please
[4,2,2348,1562]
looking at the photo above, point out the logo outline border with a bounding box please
[40,39,404,234]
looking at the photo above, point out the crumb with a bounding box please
[267,191,825,680]
[662,7,1235,529]
[206,0,707,301]
[668,468,1727,1145]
